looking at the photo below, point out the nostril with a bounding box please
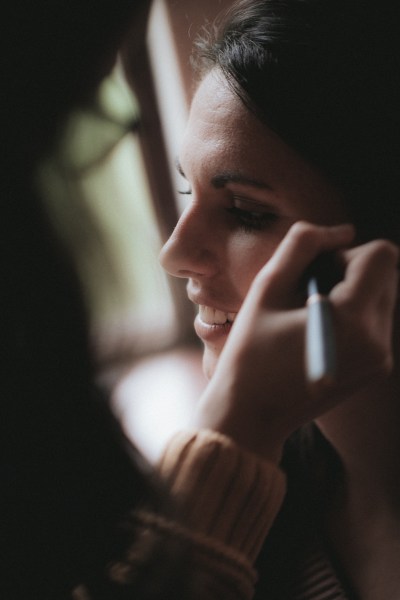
[177,269,204,278]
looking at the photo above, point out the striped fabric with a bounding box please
[254,529,357,600]
[289,542,351,600]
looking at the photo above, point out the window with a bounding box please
[37,63,184,373]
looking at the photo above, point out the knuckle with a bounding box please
[367,239,399,266]
[289,221,317,250]
[290,220,313,238]
[336,291,357,314]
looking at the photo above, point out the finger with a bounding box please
[334,239,399,310]
[251,221,355,307]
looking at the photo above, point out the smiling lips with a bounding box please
[198,305,237,325]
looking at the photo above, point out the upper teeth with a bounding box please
[199,305,236,325]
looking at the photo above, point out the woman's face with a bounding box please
[160,70,347,379]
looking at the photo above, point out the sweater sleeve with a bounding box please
[138,429,287,599]
[71,429,285,600]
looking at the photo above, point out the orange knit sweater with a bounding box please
[143,429,286,599]
[73,429,286,599]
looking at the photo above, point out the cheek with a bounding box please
[225,235,278,297]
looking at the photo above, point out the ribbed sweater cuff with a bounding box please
[157,429,286,563]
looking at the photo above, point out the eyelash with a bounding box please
[225,206,278,231]
[177,189,278,232]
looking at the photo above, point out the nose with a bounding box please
[159,203,218,279]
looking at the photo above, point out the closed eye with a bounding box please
[226,195,279,232]
[226,206,278,231]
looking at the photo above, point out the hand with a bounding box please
[192,222,399,462]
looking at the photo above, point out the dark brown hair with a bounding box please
[193,0,400,243]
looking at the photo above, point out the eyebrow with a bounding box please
[175,159,273,191]
[175,159,186,178]
[211,172,273,191]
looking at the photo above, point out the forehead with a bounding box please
[182,70,313,187]
[181,70,346,222]
[183,70,263,166]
